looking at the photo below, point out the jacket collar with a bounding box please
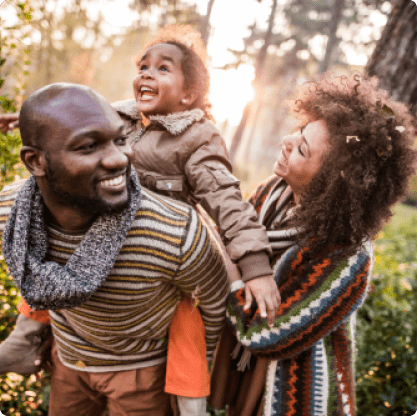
[112,100,205,136]
[148,109,205,136]
[112,99,141,120]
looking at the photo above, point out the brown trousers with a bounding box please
[49,343,172,416]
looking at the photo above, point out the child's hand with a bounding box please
[244,276,281,328]
[0,112,19,133]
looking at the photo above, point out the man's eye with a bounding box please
[78,143,96,151]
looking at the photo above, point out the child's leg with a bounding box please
[0,298,51,375]
[166,295,209,415]
[176,396,207,416]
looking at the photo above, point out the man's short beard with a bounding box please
[44,152,131,215]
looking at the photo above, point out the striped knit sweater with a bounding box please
[0,180,228,372]
[227,176,373,416]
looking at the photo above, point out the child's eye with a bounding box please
[298,146,305,156]
[139,64,148,71]
[159,65,169,72]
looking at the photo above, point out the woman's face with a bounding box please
[274,119,330,201]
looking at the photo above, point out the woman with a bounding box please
[209,74,417,416]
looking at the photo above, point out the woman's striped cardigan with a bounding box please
[226,176,373,416]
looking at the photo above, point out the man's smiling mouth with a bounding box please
[100,174,125,188]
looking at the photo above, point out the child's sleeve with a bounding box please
[184,128,273,282]
[18,298,51,325]
[165,295,210,397]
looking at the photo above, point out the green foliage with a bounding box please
[356,204,417,415]
[0,2,49,415]
[0,262,50,416]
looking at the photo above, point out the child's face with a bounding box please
[133,43,193,117]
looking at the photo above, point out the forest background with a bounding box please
[1,0,417,415]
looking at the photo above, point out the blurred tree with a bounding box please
[128,0,201,28]
[200,0,216,47]
[228,0,390,172]
[366,0,417,115]
[0,0,32,187]
[3,0,204,104]
[23,0,121,93]
[228,0,278,164]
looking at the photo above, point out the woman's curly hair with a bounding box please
[292,73,417,257]
[136,25,213,120]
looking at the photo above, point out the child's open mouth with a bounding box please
[140,86,157,100]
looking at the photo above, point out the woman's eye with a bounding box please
[115,136,127,146]
[298,146,305,156]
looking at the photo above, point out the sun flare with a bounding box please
[209,64,255,126]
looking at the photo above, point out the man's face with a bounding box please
[42,91,133,216]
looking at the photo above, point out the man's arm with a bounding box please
[173,207,228,359]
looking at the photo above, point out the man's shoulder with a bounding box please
[134,188,197,233]
[0,179,27,200]
[0,179,27,234]
[130,188,206,253]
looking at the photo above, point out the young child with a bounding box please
[0,25,279,415]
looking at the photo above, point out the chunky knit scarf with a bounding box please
[254,176,300,254]
[231,176,302,370]
[3,170,141,310]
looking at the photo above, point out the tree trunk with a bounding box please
[229,0,278,166]
[318,0,345,74]
[228,102,251,164]
[200,0,216,47]
[365,0,417,114]
[255,0,278,81]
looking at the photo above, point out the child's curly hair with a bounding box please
[136,25,213,120]
[292,73,417,257]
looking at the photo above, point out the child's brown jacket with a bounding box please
[113,99,272,282]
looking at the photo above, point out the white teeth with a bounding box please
[102,175,123,187]
[141,86,155,93]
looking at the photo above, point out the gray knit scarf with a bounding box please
[3,169,141,311]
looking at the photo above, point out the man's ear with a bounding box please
[181,90,198,107]
[20,146,47,177]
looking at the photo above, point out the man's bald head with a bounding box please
[19,83,113,148]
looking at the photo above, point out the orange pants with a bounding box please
[18,294,209,397]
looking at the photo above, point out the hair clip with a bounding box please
[382,104,394,116]
[346,135,360,143]
[395,126,405,133]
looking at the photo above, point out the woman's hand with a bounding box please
[0,112,20,133]
[244,276,281,327]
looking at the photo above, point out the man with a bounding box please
[0,83,228,415]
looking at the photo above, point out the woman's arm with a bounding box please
[227,242,372,360]
[0,112,19,133]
